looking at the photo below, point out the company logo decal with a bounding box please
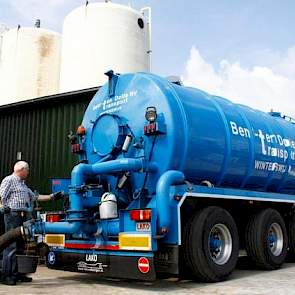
[77,254,108,273]
[230,120,295,174]
[92,90,137,114]
[48,252,56,265]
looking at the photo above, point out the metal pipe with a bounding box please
[44,222,82,234]
[156,170,185,234]
[122,134,132,152]
[141,7,152,72]
[33,158,150,237]
[69,158,146,215]
[33,221,98,235]
[101,219,120,237]
[71,158,145,187]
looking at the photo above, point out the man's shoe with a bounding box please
[2,276,16,285]
[18,275,33,283]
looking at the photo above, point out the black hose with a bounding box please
[0,226,23,252]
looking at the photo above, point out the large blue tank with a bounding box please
[82,72,295,195]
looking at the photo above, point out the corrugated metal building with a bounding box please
[0,87,98,194]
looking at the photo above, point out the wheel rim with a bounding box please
[208,223,232,265]
[268,222,283,256]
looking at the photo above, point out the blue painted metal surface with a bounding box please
[26,72,295,264]
[176,184,295,202]
[82,72,295,195]
[21,72,295,281]
[161,183,295,246]
[51,178,71,194]
[155,170,185,233]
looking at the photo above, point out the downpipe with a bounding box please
[156,170,185,235]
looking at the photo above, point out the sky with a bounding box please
[0,0,295,115]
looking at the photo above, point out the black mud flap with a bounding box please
[154,245,179,275]
[46,251,156,281]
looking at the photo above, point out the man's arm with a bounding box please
[36,194,54,202]
[0,177,11,204]
[28,188,53,203]
[38,191,65,202]
[29,189,64,202]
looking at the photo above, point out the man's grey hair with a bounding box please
[14,161,29,172]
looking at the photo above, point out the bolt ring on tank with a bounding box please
[208,223,233,265]
[268,223,284,256]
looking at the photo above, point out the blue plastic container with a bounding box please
[82,72,295,194]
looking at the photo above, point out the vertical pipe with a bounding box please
[156,170,185,234]
[141,7,152,72]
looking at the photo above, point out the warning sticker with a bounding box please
[138,257,150,274]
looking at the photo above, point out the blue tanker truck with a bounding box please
[1,71,295,282]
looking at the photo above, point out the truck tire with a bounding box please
[183,206,239,282]
[245,208,287,270]
[286,214,295,261]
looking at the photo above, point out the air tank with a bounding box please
[0,26,61,105]
[82,72,295,195]
[59,2,151,93]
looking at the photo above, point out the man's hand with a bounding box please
[51,191,65,201]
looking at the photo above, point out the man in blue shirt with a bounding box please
[0,161,60,285]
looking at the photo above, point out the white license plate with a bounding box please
[136,222,151,231]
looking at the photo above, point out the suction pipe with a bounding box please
[155,170,185,234]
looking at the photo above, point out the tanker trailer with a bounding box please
[13,71,295,282]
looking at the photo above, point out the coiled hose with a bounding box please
[0,227,23,252]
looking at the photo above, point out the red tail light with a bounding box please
[130,209,151,221]
[46,213,64,223]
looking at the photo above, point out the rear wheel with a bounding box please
[183,206,239,282]
[286,214,295,261]
[245,208,287,270]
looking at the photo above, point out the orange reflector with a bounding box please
[76,125,86,135]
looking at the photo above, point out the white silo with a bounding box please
[0,24,10,104]
[0,25,61,105]
[59,1,151,93]
[0,23,9,60]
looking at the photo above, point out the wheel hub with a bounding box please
[268,223,283,256]
[208,223,232,265]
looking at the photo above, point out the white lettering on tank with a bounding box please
[229,121,250,138]
[230,121,238,135]
[258,129,267,155]
[92,90,137,112]
[229,120,295,165]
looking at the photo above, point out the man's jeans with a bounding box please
[2,212,27,278]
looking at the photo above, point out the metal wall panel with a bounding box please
[0,89,97,194]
